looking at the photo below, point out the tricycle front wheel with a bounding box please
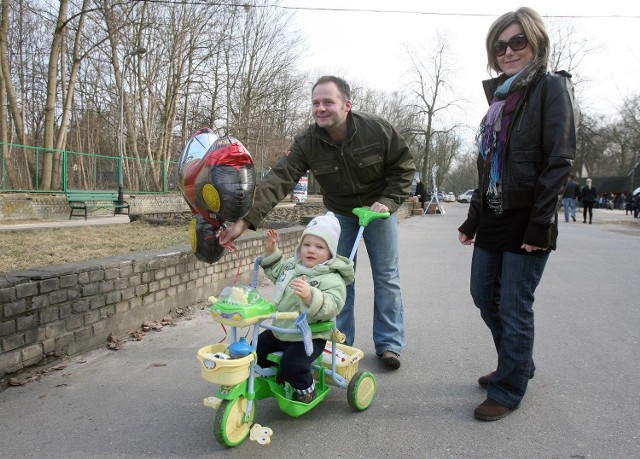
[347,370,376,411]
[213,396,256,447]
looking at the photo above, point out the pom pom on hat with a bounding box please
[301,211,341,260]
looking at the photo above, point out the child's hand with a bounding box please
[290,275,312,304]
[265,229,279,255]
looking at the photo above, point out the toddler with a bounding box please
[257,212,354,403]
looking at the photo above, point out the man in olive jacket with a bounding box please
[221,75,415,369]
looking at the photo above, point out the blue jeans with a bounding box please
[562,197,577,221]
[470,247,549,409]
[334,212,405,356]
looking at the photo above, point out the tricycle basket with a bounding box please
[322,342,363,381]
[197,343,254,385]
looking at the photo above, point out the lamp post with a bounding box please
[117,46,146,212]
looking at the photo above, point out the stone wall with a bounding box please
[0,201,412,377]
[0,192,190,221]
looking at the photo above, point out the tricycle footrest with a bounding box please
[203,396,222,409]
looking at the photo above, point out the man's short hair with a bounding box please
[312,75,351,101]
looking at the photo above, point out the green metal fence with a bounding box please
[0,142,179,193]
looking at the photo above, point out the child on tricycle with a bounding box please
[256,212,354,403]
[197,207,388,447]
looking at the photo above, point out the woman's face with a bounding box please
[495,23,533,76]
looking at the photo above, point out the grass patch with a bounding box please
[1,221,190,273]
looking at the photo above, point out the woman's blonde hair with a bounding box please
[485,7,550,74]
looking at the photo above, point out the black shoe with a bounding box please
[292,388,316,404]
[571,216,576,222]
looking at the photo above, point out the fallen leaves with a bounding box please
[8,365,68,387]
[107,333,123,350]
[109,309,187,350]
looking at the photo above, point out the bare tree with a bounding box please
[40,0,91,190]
[405,34,464,186]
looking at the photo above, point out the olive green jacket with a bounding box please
[244,111,415,228]
[260,248,355,341]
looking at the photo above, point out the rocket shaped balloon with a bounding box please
[177,128,256,263]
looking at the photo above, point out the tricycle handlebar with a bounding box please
[274,311,299,320]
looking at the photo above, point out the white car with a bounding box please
[457,190,474,203]
[443,192,456,202]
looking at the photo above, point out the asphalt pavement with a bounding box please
[1,204,639,458]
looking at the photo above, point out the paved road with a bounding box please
[1,204,639,458]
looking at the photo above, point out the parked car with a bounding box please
[457,189,474,203]
[443,192,456,202]
[430,191,446,201]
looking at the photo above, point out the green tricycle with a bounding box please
[196,207,389,447]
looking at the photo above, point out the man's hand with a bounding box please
[219,218,251,248]
[265,229,279,255]
[369,202,389,212]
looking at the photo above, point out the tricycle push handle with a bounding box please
[352,207,390,227]
[348,208,391,261]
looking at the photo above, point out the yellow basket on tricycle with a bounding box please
[197,343,254,386]
[321,342,363,382]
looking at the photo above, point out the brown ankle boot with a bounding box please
[474,398,514,421]
[478,371,496,389]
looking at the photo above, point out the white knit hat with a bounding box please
[299,211,341,260]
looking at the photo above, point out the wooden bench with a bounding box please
[66,190,130,220]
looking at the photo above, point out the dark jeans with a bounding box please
[470,247,549,409]
[583,201,594,222]
[256,329,325,390]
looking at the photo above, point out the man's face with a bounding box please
[311,82,352,132]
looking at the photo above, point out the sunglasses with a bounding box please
[492,33,528,57]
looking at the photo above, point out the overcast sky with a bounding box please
[281,1,640,145]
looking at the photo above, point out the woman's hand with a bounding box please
[458,231,474,245]
[290,275,312,304]
[265,229,279,255]
[520,243,545,252]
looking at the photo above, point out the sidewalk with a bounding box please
[1,203,639,458]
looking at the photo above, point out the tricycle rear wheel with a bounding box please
[347,370,376,411]
[213,396,256,447]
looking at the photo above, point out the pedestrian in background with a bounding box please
[625,192,634,216]
[458,7,577,421]
[562,174,580,222]
[414,178,427,209]
[581,178,597,224]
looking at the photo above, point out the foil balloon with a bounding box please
[178,128,256,263]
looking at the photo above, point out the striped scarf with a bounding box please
[477,63,544,212]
